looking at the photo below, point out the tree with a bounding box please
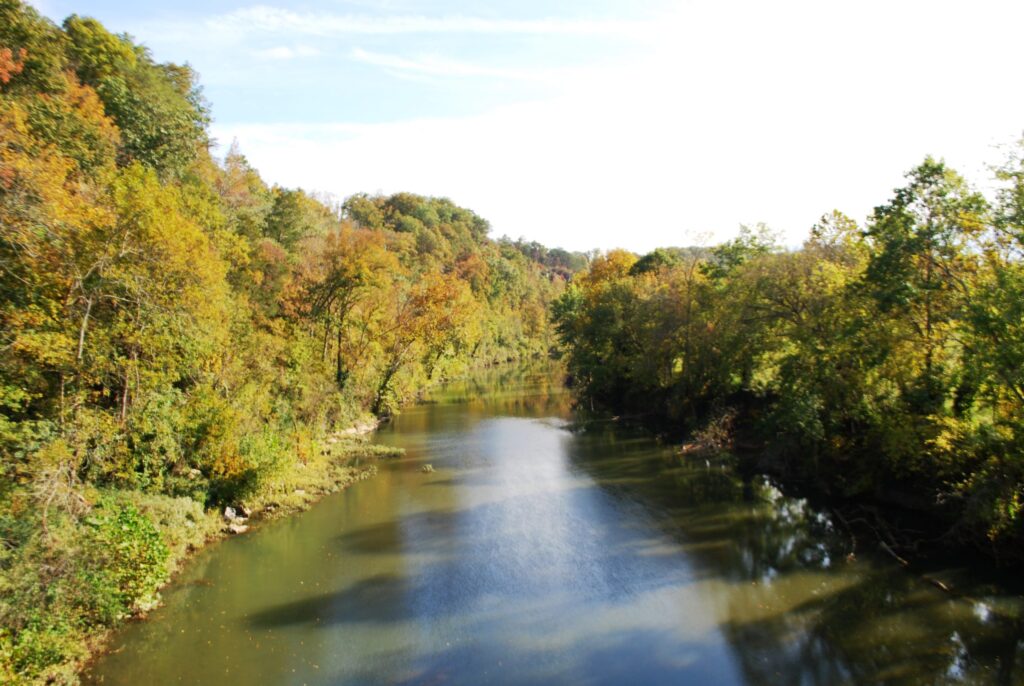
[630,247,682,276]
[215,140,272,242]
[865,158,988,414]
[370,272,474,415]
[297,226,398,387]
[62,15,136,84]
[0,0,68,95]
[61,16,209,177]
[265,187,334,247]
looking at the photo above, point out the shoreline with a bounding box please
[576,406,1024,585]
[68,420,402,686]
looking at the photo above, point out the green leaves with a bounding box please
[62,15,136,85]
[78,499,169,620]
[0,7,569,681]
[555,155,1024,557]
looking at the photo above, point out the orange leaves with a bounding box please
[406,270,474,339]
[0,47,26,85]
[454,251,491,294]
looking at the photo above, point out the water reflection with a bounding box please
[86,363,1024,686]
[567,421,1024,685]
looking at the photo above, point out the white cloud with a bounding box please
[350,48,555,81]
[208,5,653,38]
[253,45,320,60]
[211,1,1024,252]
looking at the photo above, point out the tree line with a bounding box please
[553,155,1024,564]
[0,2,580,681]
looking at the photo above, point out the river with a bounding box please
[86,364,1023,685]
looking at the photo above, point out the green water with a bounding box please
[86,365,1023,685]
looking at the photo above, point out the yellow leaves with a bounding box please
[0,96,111,234]
[811,259,854,293]
[577,249,637,292]
[63,14,138,83]
[1,99,68,191]
[107,163,231,357]
[294,224,401,322]
[924,415,968,460]
[27,72,120,175]
[10,329,76,369]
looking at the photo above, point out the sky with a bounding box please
[27,0,1024,252]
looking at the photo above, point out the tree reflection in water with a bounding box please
[569,422,1024,685]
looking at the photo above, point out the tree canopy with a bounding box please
[0,5,581,681]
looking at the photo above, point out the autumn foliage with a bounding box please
[0,3,577,682]
[0,46,25,83]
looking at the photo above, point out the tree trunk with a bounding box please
[372,363,399,416]
[77,297,93,362]
[335,321,346,388]
[120,376,130,425]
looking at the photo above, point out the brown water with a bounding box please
[86,364,1024,685]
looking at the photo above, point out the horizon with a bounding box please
[27,0,1024,252]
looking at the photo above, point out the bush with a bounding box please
[3,614,81,683]
[0,494,171,683]
[76,499,170,622]
[103,489,217,574]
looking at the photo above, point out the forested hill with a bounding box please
[0,3,582,682]
[553,158,1024,565]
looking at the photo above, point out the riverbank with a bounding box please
[1,420,403,686]
[567,384,1024,583]
[84,365,1024,685]
[659,400,1024,576]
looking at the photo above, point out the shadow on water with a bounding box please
[331,629,736,686]
[249,574,413,627]
[563,421,1024,685]
[85,362,1024,686]
[721,568,1024,686]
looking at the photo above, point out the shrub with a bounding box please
[76,499,169,622]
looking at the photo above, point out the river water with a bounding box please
[87,364,1023,685]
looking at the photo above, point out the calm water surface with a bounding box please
[87,365,1024,685]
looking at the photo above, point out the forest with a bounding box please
[0,3,578,682]
[553,156,1024,568]
[5,0,1024,683]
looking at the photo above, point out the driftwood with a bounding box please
[832,504,954,595]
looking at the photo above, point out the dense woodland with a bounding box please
[553,156,1024,565]
[0,3,577,682]
[5,0,1024,683]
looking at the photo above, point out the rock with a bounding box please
[421,464,435,473]
[225,523,249,535]
[223,506,236,521]
[238,504,252,518]
[294,488,306,496]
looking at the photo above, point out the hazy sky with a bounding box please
[29,0,1024,251]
